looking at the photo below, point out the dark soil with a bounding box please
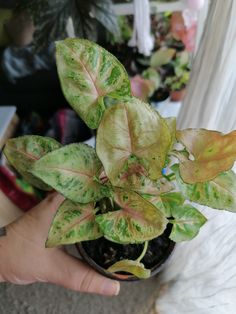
[81,224,174,270]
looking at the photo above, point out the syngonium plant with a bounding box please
[4,39,236,279]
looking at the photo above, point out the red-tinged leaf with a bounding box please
[144,192,185,217]
[96,188,168,244]
[3,135,61,190]
[56,38,131,129]
[46,200,102,247]
[169,204,207,242]
[172,164,236,212]
[96,97,172,188]
[31,143,110,203]
[176,129,236,183]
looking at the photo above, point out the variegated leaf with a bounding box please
[144,192,185,217]
[107,259,151,279]
[96,97,172,188]
[133,177,173,196]
[169,204,207,242]
[31,143,110,203]
[96,188,168,244]
[46,200,102,247]
[172,164,236,212]
[176,129,236,183]
[3,135,61,190]
[56,38,131,129]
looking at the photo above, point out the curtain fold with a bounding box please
[177,0,236,133]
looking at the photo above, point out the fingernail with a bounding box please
[101,280,120,296]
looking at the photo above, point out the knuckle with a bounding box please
[77,268,96,293]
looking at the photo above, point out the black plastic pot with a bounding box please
[76,225,175,282]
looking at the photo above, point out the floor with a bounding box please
[0,276,161,314]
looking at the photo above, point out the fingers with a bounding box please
[41,192,65,213]
[30,192,65,221]
[46,250,120,296]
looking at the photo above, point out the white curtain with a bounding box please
[177,0,236,133]
[156,1,236,313]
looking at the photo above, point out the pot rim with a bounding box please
[76,239,176,282]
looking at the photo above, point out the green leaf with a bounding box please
[142,68,161,90]
[150,48,176,68]
[56,38,131,129]
[96,97,172,188]
[177,50,190,66]
[3,135,61,190]
[31,143,109,203]
[169,204,207,242]
[176,129,236,183]
[107,259,151,279]
[172,164,236,212]
[46,199,102,247]
[96,188,168,244]
[144,192,185,217]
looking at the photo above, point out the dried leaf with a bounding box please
[107,259,150,279]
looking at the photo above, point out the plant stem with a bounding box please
[136,241,148,263]
[163,173,175,181]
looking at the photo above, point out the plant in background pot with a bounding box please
[164,50,190,101]
[4,38,236,281]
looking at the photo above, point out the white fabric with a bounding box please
[128,0,153,56]
[156,206,236,314]
[155,1,236,313]
[177,0,236,133]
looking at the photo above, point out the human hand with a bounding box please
[0,193,120,296]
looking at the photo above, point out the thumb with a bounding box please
[45,250,120,296]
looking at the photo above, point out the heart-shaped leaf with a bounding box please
[3,136,61,190]
[31,143,110,203]
[96,188,168,244]
[144,192,185,217]
[169,204,207,242]
[172,164,236,212]
[46,200,102,247]
[176,129,236,183]
[56,38,131,129]
[96,97,172,187]
[107,259,151,279]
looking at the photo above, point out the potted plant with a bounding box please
[4,38,236,281]
[164,50,190,101]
